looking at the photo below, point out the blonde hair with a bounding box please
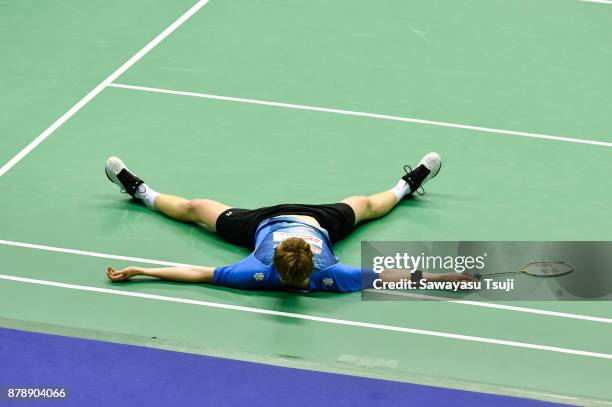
[273,237,313,284]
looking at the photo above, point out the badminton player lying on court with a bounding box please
[104,153,474,292]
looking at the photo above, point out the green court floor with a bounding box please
[1,0,612,405]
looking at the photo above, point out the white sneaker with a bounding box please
[401,152,442,195]
[104,156,145,197]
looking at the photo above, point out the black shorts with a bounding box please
[215,203,356,251]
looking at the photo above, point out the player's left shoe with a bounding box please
[401,152,442,195]
[105,156,146,198]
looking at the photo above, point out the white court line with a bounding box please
[0,0,211,178]
[580,0,612,5]
[365,290,612,324]
[108,83,612,148]
[1,238,610,325]
[1,273,612,360]
[0,239,193,268]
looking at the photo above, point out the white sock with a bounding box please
[135,184,160,209]
[389,179,412,202]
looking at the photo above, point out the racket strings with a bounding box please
[476,261,574,278]
[522,261,574,277]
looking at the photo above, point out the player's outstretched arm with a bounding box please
[381,269,476,283]
[106,265,214,283]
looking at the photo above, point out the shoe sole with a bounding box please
[104,167,114,184]
[423,154,442,182]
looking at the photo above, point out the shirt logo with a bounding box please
[254,273,264,281]
[272,232,323,247]
[225,211,233,216]
[322,278,334,288]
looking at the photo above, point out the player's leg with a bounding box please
[343,152,442,225]
[104,157,229,231]
[342,191,397,224]
[153,195,229,230]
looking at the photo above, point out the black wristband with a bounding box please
[411,270,423,284]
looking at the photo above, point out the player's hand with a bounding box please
[106,266,140,282]
[440,272,476,283]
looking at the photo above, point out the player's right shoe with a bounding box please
[105,157,146,198]
[401,152,442,195]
